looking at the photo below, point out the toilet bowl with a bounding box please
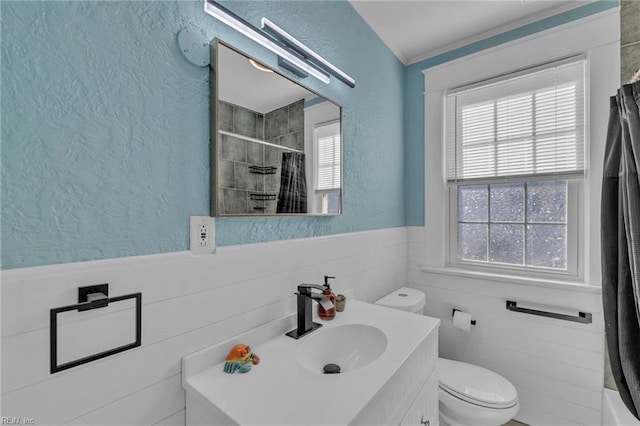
[375,287,519,426]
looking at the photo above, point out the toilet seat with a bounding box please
[439,387,520,426]
[439,358,518,409]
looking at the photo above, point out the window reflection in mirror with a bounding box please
[212,40,342,216]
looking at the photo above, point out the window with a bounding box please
[455,180,575,270]
[314,120,341,214]
[445,58,585,275]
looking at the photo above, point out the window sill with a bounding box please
[419,266,602,294]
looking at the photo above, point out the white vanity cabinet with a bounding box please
[399,367,439,426]
[182,301,441,426]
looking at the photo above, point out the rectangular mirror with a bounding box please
[211,40,342,216]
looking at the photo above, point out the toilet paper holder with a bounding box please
[452,309,476,326]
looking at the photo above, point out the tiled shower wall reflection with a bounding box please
[218,99,304,214]
[620,1,640,85]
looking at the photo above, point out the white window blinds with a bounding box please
[315,121,341,190]
[445,58,586,183]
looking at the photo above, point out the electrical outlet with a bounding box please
[190,216,215,255]
[198,225,208,247]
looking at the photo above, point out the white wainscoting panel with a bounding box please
[1,227,408,425]
[154,410,185,426]
[407,226,604,426]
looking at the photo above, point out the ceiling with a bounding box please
[348,0,593,65]
[218,43,316,114]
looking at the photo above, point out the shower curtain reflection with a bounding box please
[276,152,307,213]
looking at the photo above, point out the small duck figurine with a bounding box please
[223,344,260,374]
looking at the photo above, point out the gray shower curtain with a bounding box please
[276,152,307,214]
[602,81,640,420]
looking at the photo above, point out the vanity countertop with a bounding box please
[183,300,440,425]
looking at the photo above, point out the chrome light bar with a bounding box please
[204,0,355,88]
[204,0,329,84]
[261,18,356,88]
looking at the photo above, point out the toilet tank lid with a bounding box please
[439,358,518,408]
[374,287,425,312]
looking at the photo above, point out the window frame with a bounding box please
[421,12,619,289]
[447,177,583,280]
[311,119,342,215]
[313,119,341,192]
[443,58,587,281]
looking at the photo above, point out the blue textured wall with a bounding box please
[1,1,405,269]
[1,0,618,269]
[403,0,619,226]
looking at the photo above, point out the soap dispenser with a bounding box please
[318,275,336,320]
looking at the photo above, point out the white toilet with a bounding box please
[375,287,519,426]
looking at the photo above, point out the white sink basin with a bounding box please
[183,300,440,425]
[297,324,388,374]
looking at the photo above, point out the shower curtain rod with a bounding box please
[219,130,304,154]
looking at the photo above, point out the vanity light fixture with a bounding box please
[203,0,355,88]
[204,0,328,83]
[261,18,356,88]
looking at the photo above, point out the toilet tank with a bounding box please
[375,287,425,314]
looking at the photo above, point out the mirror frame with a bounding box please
[210,39,343,217]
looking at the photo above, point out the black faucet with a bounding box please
[286,282,334,339]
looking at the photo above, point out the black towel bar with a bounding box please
[50,291,142,374]
[506,300,592,324]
